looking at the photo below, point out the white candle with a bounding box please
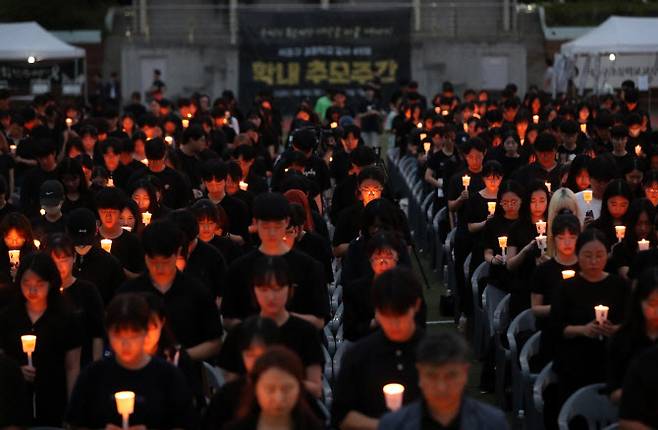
[121,226,132,232]
[583,189,593,204]
[115,391,135,430]
[441,110,449,116]
[423,142,431,153]
[544,182,551,193]
[462,175,471,188]
[532,114,539,124]
[8,250,20,266]
[615,225,626,241]
[142,211,152,226]
[21,335,36,367]
[383,383,404,411]
[9,144,16,153]
[594,305,609,324]
[330,122,338,129]
[463,122,469,133]
[536,234,547,253]
[239,181,248,191]
[561,270,575,279]
[580,123,587,134]
[140,158,149,166]
[498,236,508,249]
[65,117,73,128]
[164,136,173,145]
[416,122,423,129]
[33,239,40,249]
[107,178,114,187]
[536,219,547,235]
[635,145,642,157]
[101,239,112,253]
[638,239,650,251]
[419,133,427,141]
[40,208,46,216]
[487,202,496,215]
[181,118,189,128]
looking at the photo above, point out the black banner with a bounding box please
[238,8,411,115]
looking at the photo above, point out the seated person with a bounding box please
[190,199,243,265]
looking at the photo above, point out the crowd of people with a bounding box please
[0,74,656,430]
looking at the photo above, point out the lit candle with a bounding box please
[330,122,338,129]
[462,175,471,188]
[101,239,112,253]
[441,110,449,116]
[121,226,132,232]
[416,122,423,129]
[181,118,190,128]
[635,145,642,157]
[544,182,551,193]
[115,391,135,430]
[142,211,152,226]
[615,225,626,241]
[535,234,547,253]
[594,305,609,324]
[535,219,547,235]
[423,142,431,153]
[9,144,16,153]
[463,122,469,133]
[561,270,575,279]
[419,133,427,141]
[532,114,539,124]
[383,383,404,411]
[65,117,73,128]
[329,156,333,163]
[140,158,149,166]
[638,239,650,251]
[583,189,593,204]
[40,208,46,216]
[487,202,496,215]
[164,136,173,145]
[107,178,114,187]
[33,239,40,249]
[498,236,508,249]
[580,123,587,134]
[8,250,20,266]
[239,181,248,191]
[21,335,36,367]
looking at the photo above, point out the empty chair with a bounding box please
[493,293,511,409]
[324,325,336,356]
[322,345,333,382]
[470,261,490,359]
[533,362,557,430]
[483,284,507,339]
[520,331,543,429]
[331,284,343,314]
[332,340,352,381]
[558,383,619,430]
[507,309,537,416]
[330,303,344,334]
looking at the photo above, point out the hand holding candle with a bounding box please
[580,123,587,134]
[594,305,609,324]
[498,236,508,262]
[142,211,152,226]
[462,175,471,188]
[561,270,575,279]
[487,202,496,216]
[535,219,547,235]
[21,335,36,367]
[115,391,135,430]
[33,239,40,249]
[107,178,114,187]
[383,383,404,411]
[101,239,112,253]
[8,249,20,266]
[181,118,190,128]
[65,117,73,129]
[635,145,642,157]
[532,114,539,124]
[536,234,547,253]
[638,239,650,251]
[423,141,431,153]
[239,181,248,191]
[615,225,626,242]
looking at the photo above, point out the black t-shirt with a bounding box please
[118,272,222,349]
[447,169,485,229]
[0,352,30,428]
[511,162,562,196]
[619,345,658,428]
[61,191,94,215]
[129,167,192,209]
[507,218,543,312]
[221,249,329,322]
[217,194,250,240]
[482,215,518,290]
[74,245,126,304]
[185,240,227,298]
[60,279,105,366]
[207,235,244,266]
[333,203,363,247]
[550,274,630,383]
[296,231,334,284]
[332,329,423,426]
[0,153,14,189]
[98,229,145,275]
[606,331,658,394]
[329,147,353,184]
[176,149,203,190]
[629,248,658,279]
[30,214,68,241]
[19,167,58,217]
[203,377,245,430]
[427,149,461,185]
[66,357,196,429]
[217,315,324,373]
[0,300,82,426]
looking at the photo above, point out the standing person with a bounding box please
[224,346,324,430]
[587,179,633,249]
[357,82,384,149]
[31,180,67,240]
[20,140,59,218]
[511,132,561,193]
[176,125,206,192]
[333,268,424,430]
[0,252,82,426]
[65,293,197,429]
[378,332,509,430]
[574,153,617,224]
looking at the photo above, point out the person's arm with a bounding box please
[467,219,488,233]
[339,412,379,430]
[619,420,652,430]
[448,189,468,212]
[484,248,504,266]
[65,347,81,399]
[506,240,536,271]
[530,293,550,317]
[333,243,350,258]
[304,364,322,398]
[563,321,601,339]
[92,338,104,362]
[424,167,441,188]
[186,338,222,361]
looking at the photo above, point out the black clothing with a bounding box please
[507,218,543,316]
[619,345,658,428]
[19,167,58,217]
[31,214,67,241]
[511,162,561,196]
[118,271,222,348]
[60,279,104,366]
[482,215,517,291]
[61,191,94,215]
[66,357,196,430]
[295,231,334,284]
[629,248,658,279]
[185,240,227,298]
[207,235,244,266]
[98,230,145,275]
[129,167,192,209]
[332,329,423,426]
[606,331,658,394]
[222,249,329,322]
[0,300,82,426]
[176,149,203,190]
[0,352,30,428]
[427,149,461,186]
[74,245,125,304]
[447,168,485,229]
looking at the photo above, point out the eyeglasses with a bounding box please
[500,199,521,207]
[360,187,383,195]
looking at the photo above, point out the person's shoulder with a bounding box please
[229,249,260,269]
[462,396,508,427]
[117,274,149,293]
[347,330,386,356]
[286,314,318,334]
[378,401,422,429]
[632,344,658,367]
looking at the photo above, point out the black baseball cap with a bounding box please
[39,180,64,206]
[66,208,97,246]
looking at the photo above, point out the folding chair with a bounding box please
[558,383,619,430]
[470,261,490,359]
[493,293,511,409]
[507,309,536,416]
[533,362,557,430]
[520,331,543,429]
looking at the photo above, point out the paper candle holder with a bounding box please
[383,383,404,411]
[101,239,112,253]
[561,270,575,279]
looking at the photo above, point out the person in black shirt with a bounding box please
[191,199,243,266]
[619,345,658,429]
[511,132,562,194]
[0,351,31,428]
[118,220,222,362]
[607,267,658,404]
[45,233,104,366]
[100,137,132,192]
[0,212,39,288]
[329,145,378,225]
[167,208,226,300]
[66,293,197,429]
[176,124,206,192]
[95,187,145,278]
[549,229,630,416]
[0,176,18,222]
[218,256,323,397]
[225,346,324,430]
[587,179,633,250]
[233,143,269,196]
[31,179,68,241]
[379,332,509,430]
[222,193,329,330]
[20,139,58,218]
[57,157,93,215]
[333,267,424,430]
[201,159,250,246]
[0,252,82,426]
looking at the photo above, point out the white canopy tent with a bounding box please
[555,16,658,96]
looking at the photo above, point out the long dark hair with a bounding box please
[622,198,658,251]
[519,180,549,221]
[599,179,633,225]
[360,198,405,240]
[617,267,658,345]
[235,346,322,429]
[16,252,62,306]
[493,179,525,219]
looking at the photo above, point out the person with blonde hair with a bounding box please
[546,187,583,257]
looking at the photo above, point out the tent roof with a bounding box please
[0,21,85,61]
[561,16,658,56]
